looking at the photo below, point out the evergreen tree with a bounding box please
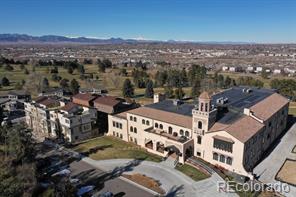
[42,77,50,91]
[1,77,10,86]
[59,79,69,89]
[122,79,134,98]
[145,79,154,98]
[77,64,85,74]
[70,79,80,95]
[225,76,232,88]
[164,85,174,98]
[175,87,185,100]
[191,79,201,98]
[67,67,74,74]
[180,68,188,87]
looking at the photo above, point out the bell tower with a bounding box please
[192,91,217,157]
[192,91,216,134]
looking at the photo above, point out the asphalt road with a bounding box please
[70,159,154,197]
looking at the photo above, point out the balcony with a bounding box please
[144,127,190,144]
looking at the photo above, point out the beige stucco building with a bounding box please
[107,87,289,178]
[49,102,98,143]
[24,96,62,138]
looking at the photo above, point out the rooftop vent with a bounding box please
[173,99,183,106]
[216,97,228,105]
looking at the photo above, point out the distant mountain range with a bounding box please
[0,33,254,44]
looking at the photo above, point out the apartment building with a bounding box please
[49,102,98,143]
[25,96,62,138]
[108,87,289,178]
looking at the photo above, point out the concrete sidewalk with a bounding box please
[253,123,296,197]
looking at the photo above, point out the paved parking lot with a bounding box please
[70,160,153,197]
[253,123,296,197]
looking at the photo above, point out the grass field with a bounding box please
[175,163,210,181]
[0,64,195,104]
[71,136,162,162]
[289,102,296,116]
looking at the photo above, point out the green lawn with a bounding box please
[72,136,162,162]
[175,164,210,181]
[289,107,296,116]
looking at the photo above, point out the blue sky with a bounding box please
[1,0,296,43]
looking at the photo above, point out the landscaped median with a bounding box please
[71,136,162,162]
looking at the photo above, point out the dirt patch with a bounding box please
[122,173,165,195]
[276,159,296,186]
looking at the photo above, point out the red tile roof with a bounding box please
[250,93,289,121]
[72,93,97,102]
[39,98,60,108]
[94,96,121,107]
[128,107,192,128]
[210,115,264,143]
[60,102,78,112]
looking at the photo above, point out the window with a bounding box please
[159,124,163,129]
[185,131,189,137]
[119,123,122,129]
[180,129,184,135]
[130,126,133,132]
[197,136,202,144]
[198,121,202,129]
[173,132,178,137]
[134,127,137,133]
[213,138,233,153]
[196,152,201,157]
[155,123,159,128]
[75,136,79,140]
[116,133,119,137]
[146,120,149,125]
[130,116,133,121]
[205,103,208,112]
[142,119,145,124]
[116,122,119,128]
[133,117,137,122]
[220,155,225,163]
[226,157,232,165]
[113,121,116,127]
[168,127,173,134]
[120,134,123,139]
[130,137,133,142]
[134,138,137,144]
[113,131,115,136]
[213,153,218,160]
[200,103,204,111]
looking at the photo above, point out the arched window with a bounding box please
[226,157,232,165]
[220,155,225,163]
[130,116,133,121]
[155,123,159,128]
[142,119,145,124]
[134,127,137,133]
[133,117,137,122]
[179,129,184,135]
[130,126,133,132]
[197,136,202,144]
[213,153,218,160]
[185,131,189,137]
[168,127,173,134]
[198,121,202,129]
[159,124,163,129]
[173,132,178,137]
[146,120,149,125]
